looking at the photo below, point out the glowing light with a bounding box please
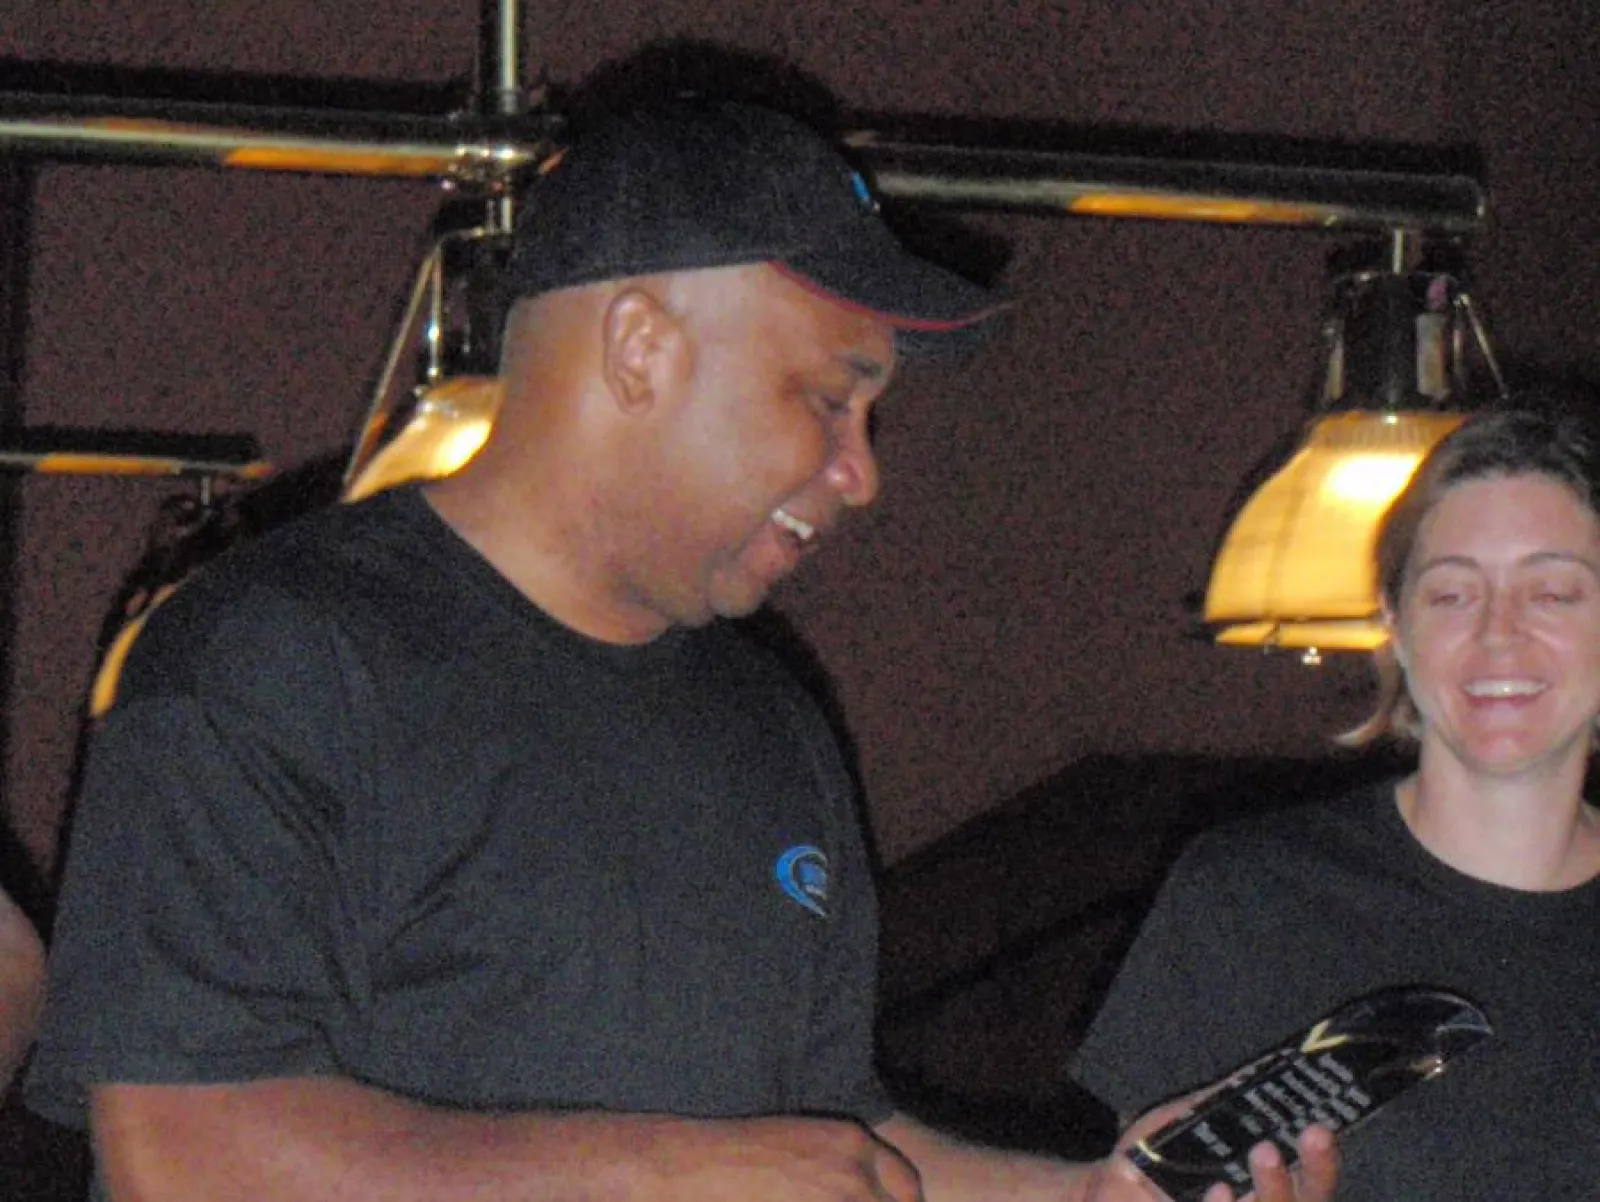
[1069,194,1321,225]
[1321,452,1427,506]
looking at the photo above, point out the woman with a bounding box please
[1072,407,1600,1199]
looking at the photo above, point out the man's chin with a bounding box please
[708,591,772,623]
[706,575,782,623]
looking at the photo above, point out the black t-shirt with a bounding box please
[1072,780,1600,1200]
[29,487,889,1136]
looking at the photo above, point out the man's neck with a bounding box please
[421,475,672,646]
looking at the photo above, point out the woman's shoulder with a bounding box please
[1179,777,1401,879]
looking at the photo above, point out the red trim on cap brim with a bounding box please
[769,262,1008,332]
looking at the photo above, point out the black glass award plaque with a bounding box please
[1127,985,1492,1201]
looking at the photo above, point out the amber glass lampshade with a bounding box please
[341,223,511,501]
[1203,257,1504,656]
[1205,409,1464,651]
[343,375,504,501]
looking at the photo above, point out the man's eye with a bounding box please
[1426,590,1466,608]
[814,393,851,417]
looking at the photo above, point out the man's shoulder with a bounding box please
[108,489,438,699]
[164,485,429,605]
[225,484,428,576]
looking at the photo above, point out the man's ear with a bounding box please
[600,287,685,415]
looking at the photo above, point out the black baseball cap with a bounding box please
[503,99,1006,350]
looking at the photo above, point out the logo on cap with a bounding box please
[847,170,880,215]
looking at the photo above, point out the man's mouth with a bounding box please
[771,507,816,545]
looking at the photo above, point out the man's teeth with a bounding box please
[771,509,815,542]
[1464,678,1545,698]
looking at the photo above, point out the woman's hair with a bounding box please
[1340,406,1600,746]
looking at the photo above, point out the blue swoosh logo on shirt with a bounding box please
[775,845,829,918]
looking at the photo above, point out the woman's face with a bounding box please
[1389,471,1600,782]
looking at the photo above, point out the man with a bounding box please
[27,99,1335,1200]
[0,883,43,1092]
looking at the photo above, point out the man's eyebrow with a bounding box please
[840,353,890,383]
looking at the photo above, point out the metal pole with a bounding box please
[481,0,523,117]
[478,0,522,231]
[0,92,1486,236]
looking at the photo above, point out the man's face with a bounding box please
[622,264,895,631]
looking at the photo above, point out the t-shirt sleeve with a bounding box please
[1070,833,1261,1118]
[26,586,364,1128]
[802,807,893,1124]
[781,692,893,1125]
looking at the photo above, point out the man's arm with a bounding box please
[0,887,45,1091]
[876,1109,1339,1202]
[876,1113,1094,1200]
[93,1076,925,1202]
[93,1083,1337,1202]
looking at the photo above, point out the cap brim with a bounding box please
[776,230,1009,356]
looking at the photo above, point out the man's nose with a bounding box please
[828,424,880,508]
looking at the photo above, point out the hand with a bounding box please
[647,1113,924,1201]
[1085,1100,1339,1202]
[1211,1126,1338,1202]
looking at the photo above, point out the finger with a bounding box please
[1100,1147,1182,1202]
[870,1140,924,1202]
[1242,1139,1292,1202]
[1291,1125,1340,1202]
[1113,1097,1194,1153]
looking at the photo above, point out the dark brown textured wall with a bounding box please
[3,1,1599,871]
